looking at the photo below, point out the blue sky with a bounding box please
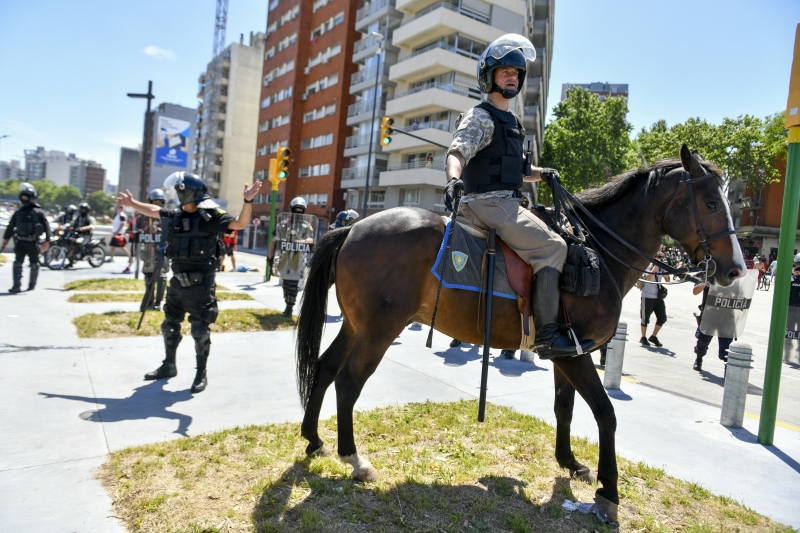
[0,0,798,185]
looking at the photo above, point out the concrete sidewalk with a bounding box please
[0,257,799,531]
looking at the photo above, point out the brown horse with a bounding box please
[295,146,745,520]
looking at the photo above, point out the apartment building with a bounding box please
[23,147,83,187]
[118,147,142,197]
[343,0,555,215]
[561,82,629,102]
[252,0,361,231]
[194,32,265,214]
[69,160,106,195]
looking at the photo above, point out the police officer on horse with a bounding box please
[2,183,51,293]
[118,172,260,393]
[444,33,591,359]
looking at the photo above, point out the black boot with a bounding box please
[282,304,293,318]
[27,264,39,291]
[10,260,23,293]
[282,279,299,317]
[693,356,703,371]
[533,268,593,360]
[449,339,462,348]
[145,322,182,380]
[154,278,166,309]
[190,326,211,393]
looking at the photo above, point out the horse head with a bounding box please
[660,144,746,286]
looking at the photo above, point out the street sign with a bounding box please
[252,217,261,227]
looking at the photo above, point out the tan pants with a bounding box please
[462,196,567,274]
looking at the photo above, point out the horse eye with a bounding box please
[706,202,718,211]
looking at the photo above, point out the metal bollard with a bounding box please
[720,342,754,428]
[603,322,628,390]
[520,350,536,362]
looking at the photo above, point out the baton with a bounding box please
[478,228,496,422]
[137,249,165,330]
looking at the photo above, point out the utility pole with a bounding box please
[361,32,384,218]
[127,81,155,202]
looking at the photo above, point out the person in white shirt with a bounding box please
[109,205,134,273]
[640,253,671,347]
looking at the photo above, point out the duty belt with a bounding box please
[173,271,214,288]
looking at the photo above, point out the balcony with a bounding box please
[387,81,478,116]
[352,29,398,64]
[379,161,445,188]
[341,166,382,189]
[344,133,380,157]
[346,98,385,126]
[388,121,453,151]
[350,63,394,94]
[390,42,477,82]
[355,0,401,32]
[392,4,502,49]
[529,19,548,48]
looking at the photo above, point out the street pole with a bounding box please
[127,81,155,202]
[758,23,800,445]
[361,33,384,218]
[265,158,278,281]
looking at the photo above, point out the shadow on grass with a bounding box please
[39,380,193,435]
[251,463,604,532]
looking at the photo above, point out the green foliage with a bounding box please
[85,190,116,218]
[540,86,633,193]
[0,178,82,209]
[627,111,787,190]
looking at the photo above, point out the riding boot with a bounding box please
[190,326,211,393]
[532,267,593,360]
[27,264,39,291]
[144,322,181,380]
[10,261,23,293]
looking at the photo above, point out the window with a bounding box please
[346,191,359,209]
[277,33,297,52]
[256,140,288,157]
[310,12,345,40]
[306,73,338,95]
[307,43,341,69]
[301,133,333,150]
[367,190,385,209]
[266,22,277,36]
[268,0,280,12]
[264,59,295,84]
[299,163,331,177]
[312,0,331,11]
[262,87,293,108]
[400,188,420,206]
[434,188,446,210]
[300,193,329,207]
[259,114,291,132]
[303,103,336,122]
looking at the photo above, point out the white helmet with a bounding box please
[794,253,800,267]
[289,196,307,213]
[345,209,360,224]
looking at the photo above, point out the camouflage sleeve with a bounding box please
[447,108,494,166]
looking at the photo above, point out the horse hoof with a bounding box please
[571,467,596,484]
[352,466,379,483]
[595,494,619,523]
[307,444,331,457]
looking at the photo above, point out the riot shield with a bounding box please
[274,212,317,281]
[139,219,168,276]
[785,301,800,364]
[699,269,758,339]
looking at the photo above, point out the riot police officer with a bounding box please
[118,172,260,393]
[344,209,360,226]
[137,189,169,310]
[66,202,95,268]
[329,210,348,230]
[268,197,316,317]
[443,33,590,359]
[2,183,51,293]
[58,204,76,227]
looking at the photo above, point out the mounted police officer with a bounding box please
[268,197,316,317]
[443,34,591,359]
[137,189,170,310]
[329,210,348,230]
[344,209,360,226]
[118,172,260,393]
[2,183,51,293]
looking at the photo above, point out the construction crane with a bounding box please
[213,0,229,59]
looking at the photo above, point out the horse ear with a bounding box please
[680,144,693,172]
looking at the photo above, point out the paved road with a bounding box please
[0,250,798,531]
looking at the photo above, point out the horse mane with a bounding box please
[574,158,724,208]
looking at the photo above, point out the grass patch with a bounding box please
[64,277,228,291]
[0,253,8,266]
[98,400,795,533]
[73,308,293,338]
[67,291,253,303]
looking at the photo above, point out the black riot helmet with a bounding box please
[477,34,536,99]
[18,182,38,205]
[78,202,90,215]
[163,172,211,207]
[147,188,166,205]
[65,204,77,216]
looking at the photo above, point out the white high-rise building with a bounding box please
[343,0,555,214]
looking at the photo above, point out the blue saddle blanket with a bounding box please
[431,220,516,300]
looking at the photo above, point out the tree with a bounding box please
[540,86,633,193]
[86,190,116,217]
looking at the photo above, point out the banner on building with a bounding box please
[155,116,190,168]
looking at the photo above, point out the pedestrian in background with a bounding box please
[640,253,670,347]
[219,229,238,272]
[109,205,135,274]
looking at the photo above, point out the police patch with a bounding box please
[452,251,468,272]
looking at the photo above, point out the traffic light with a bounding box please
[276,146,291,179]
[380,116,394,145]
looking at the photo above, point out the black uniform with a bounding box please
[4,203,51,291]
[150,206,234,391]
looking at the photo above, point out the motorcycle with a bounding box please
[46,228,106,270]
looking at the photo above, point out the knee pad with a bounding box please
[13,259,24,268]
[160,319,182,348]
[190,321,210,345]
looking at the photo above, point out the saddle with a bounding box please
[453,216,535,335]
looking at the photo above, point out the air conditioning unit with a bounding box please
[304,66,311,74]
[323,58,329,64]
[301,94,308,101]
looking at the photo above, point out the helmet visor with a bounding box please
[483,34,536,63]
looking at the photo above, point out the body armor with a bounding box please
[461,102,525,195]
[15,206,41,241]
[164,210,219,268]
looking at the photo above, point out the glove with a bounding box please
[540,168,560,188]
[444,178,463,213]
[267,256,274,268]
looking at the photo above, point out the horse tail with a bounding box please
[296,226,351,410]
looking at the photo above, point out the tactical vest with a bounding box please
[164,211,219,267]
[461,102,526,195]
[16,207,41,241]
